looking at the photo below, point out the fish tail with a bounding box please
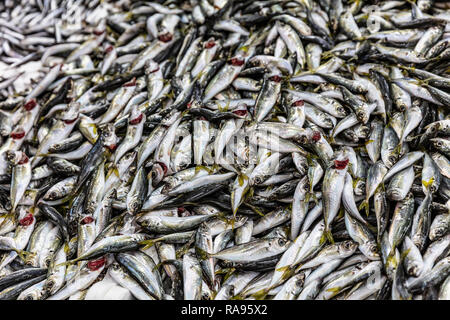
[321,50,333,59]
[251,288,269,300]
[422,177,434,192]
[321,229,334,245]
[56,259,78,268]
[0,212,16,229]
[139,239,156,250]
[358,199,369,217]
[386,250,398,269]
[366,223,378,234]
[15,249,34,262]
[195,246,211,261]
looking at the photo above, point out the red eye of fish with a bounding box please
[233,109,247,117]
[230,58,245,66]
[93,30,105,36]
[269,75,282,82]
[204,40,216,49]
[124,77,136,87]
[178,207,187,215]
[292,100,304,107]
[158,162,168,175]
[107,144,117,151]
[19,213,34,226]
[81,216,94,225]
[129,113,143,125]
[334,159,349,170]
[105,45,114,54]
[64,118,77,124]
[11,130,25,139]
[198,116,207,121]
[312,131,321,143]
[87,257,106,271]
[24,99,37,111]
[18,153,29,165]
[187,102,192,109]
[158,32,173,42]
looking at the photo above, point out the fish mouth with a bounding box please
[387,190,403,201]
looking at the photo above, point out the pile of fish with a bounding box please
[0,0,449,300]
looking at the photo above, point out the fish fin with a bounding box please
[37,153,50,157]
[195,246,211,261]
[366,223,378,233]
[15,249,34,262]
[222,268,236,283]
[337,207,345,220]
[326,230,335,244]
[352,177,361,189]
[400,248,410,261]
[393,143,402,156]
[275,265,290,273]
[320,229,333,245]
[63,242,70,255]
[242,201,265,217]
[0,212,16,228]
[321,51,334,60]
[139,239,156,250]
[106,166,120,179]
[422,177,434,190]
[358,199,370,217]
[251,288,269,300]
[154,260,182,272]
[55,259,77,268]
[326,286,341,294]
[386,251,398,269]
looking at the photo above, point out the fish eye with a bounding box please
[44,258,52,268]
[277,238,286,246]
[45,279,55,291]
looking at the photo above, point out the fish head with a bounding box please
[151,162,168,187]
[360,242,380,260]
[100,123,118,151]
[129,106,145,125]
[145,60,159,74]
[6,150,28,165]
[59,101,80,124]
[340,240,359,255]
[270,237,290,252]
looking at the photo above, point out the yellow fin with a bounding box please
[251,288,269,300]
[422,177,434,189]
[139,239,156,250]
[326,286,341,294]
